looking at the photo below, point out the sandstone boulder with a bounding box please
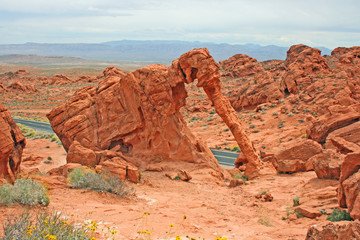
[220,54,284,110]
[311,149,344,180]
[331,46,360,78]
[44,74,73,85]
[281,44,331,94]
[219,54,265,78]
[305,220,360,240]
[338,152,360,220]
[271,139,323,173]
[325,121,360,154]
[307,105,360,144]
[0,103,26,182]
[8,81,38,93]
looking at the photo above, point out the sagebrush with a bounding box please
[0,179,49,206]
[68,168,134,197]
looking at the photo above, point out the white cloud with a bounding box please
[0,0,359,47]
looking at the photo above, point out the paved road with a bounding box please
[13,118,55,134]
[14,118,237,166]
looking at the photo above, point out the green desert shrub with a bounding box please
[293,197,300,207]
[68,168,134,197]
[1,211,91,240]
[327,209,354,222]
[0,179,49,206]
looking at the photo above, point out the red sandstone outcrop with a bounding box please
[281,44,331,94]
[43,74,73,85]
[0,103,26,182]
[48,48,261,182]
[330,46,360,78]
[307,104,360,144]
[0,82,6,92]
[305,220,360,240]
[222,55,283,110]
[325,121,360,154]
[271,139,323,173]
[219,54,265,78]
[76,75,98,83]
[338,152,360,220]
[15,69,28,75]
[8,81,38,93]
[311,149,344,179]
[222,44,360,112]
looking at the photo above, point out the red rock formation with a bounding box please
[176,49,261,178]
[43,74,73,85]
[221,44,360,112]
[271,139,323,173]
[0,82,6,92]
[76,75,98,83]
[305,220,360,240]
[307,104,360,144]
[219,54,265,78]
[48,48,261,181]
[331,46,360,78]
[325,121,360,154]
[222,55,284,110]
[15,69,28,75]
[281,44,331,94]
[8,81,38,93]
[0,103,26,182]
[338,152,360,220]
[311,149,344,179]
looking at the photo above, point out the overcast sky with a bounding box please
[0,0,359,48]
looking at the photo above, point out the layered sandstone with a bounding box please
[0,103,26,182]
[281,44,331,94]
[48,48,261,182]
[305,220,360,240]
[338,152,360,220]
[271,139,323,173]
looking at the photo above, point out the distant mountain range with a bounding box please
[0,40,332,63]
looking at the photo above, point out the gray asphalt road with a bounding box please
[13,118,236,166]
[13,118,55,134]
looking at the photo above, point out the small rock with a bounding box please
[177,170,192,181]
[229,179,244,188]
[287,214,298,221]
[262,193,274,202]
[295,206,322,219]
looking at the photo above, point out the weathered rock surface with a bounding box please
[0,103,26,182]
[48,48,260,182]
[325,121,360,154]
[223,54,284,110]
[311,149,344,179]
[43,74,73,85]
[338,152,360,220]
[295,206,322,219]
[8,81,38,93]
[271,139,323,173]
[307,104,360,144]
[222,44,360,114]
[219,54,265,78]
[281,44,331,94]
[305,220,360,240]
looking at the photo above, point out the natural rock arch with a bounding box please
[48,48,261,181]
[174,48,261,179]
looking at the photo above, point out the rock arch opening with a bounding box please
[174,48,261,179]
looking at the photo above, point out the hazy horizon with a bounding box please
[1,0,359,49]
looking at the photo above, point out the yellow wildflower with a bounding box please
[169,224,175,228]
[176,236,182,240]
[48,235,57,240]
